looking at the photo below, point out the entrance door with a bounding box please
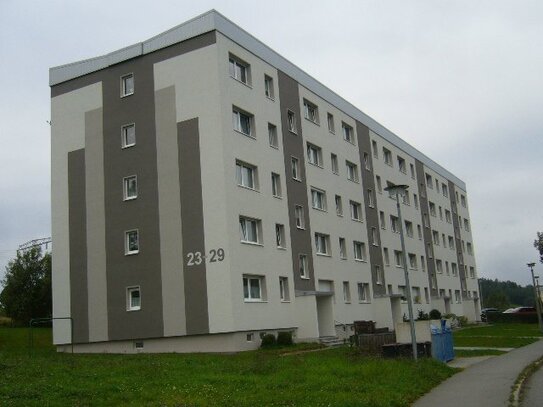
[316,295,335,337]
[444,297,451,314]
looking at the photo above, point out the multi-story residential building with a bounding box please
[50,10,480,353]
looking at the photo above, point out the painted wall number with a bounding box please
[186,248,225,266]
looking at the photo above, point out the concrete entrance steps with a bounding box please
[319,336,345,347]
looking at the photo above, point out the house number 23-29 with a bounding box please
[186,248,225,266]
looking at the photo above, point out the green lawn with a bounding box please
[454,323,542,349]
[0,327,455,406]
[454,349,507,357]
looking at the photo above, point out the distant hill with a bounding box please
[480,278,536,310]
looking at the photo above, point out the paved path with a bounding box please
[522,362,543,407]
[414,339,543,407]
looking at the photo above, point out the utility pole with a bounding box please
[528,262,543,333]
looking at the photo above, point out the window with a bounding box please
[464,219,470,232]
[303,99,319,124]
[127,287,141,311]
[429,202,436,217]
[436,259,443,273]
[390,215,399,233]
[445,261,450,275]
[383,248,390,266]
[232,108,253,137]
[371,227,379,246]
[425,173,433,188]
[271,173,281,197]
[358,283,370,303]
[445,210,452,223]
[327,113,335,133]
[452,263,458,276]
[246,333,254,342]
[268,123,278,148]
[375,175,382,193]
[363,152,371,170]
[121,73,134,97]
[121,123,136,148]
[455,290,461,304]
[354,241,367,261]
[383,148,392,166]
[442,184,448,197]
[379,211,386,229]
[372,140,378,158]
[243,275,264,301]
[287,110,297,133]
[307,143,323,167]
[123,175,137,200]
[375,265,383,285]
[425,287,430,304]
[311,187,327,211]
[394,250,404,267]
[291,157,301,180]
[461,195,467,207]
[239,216,261,244]
[275,224,286,248]
[279,277,289,301]
[299,254,308,278]
[467,242,473,255]
[125,230,139,255]
[469,267,475,278]
[367,189,375,207]
[432,230,440,245]
[412,286,421,303]
[295,205,305,229]
[315,233,330,255]
[342,122,355,144]
[229,55,250,85]
[410,163,415,179]
[435,179,440,193]
[408,253,417,269]
[398,285,407,302]
[448,236,455,249]
[397,156,406,173]
[427,243,433,258]
[350,200,363,221]
[442,233,447,247]
[439,206,443,220]
[331,153,339,174]
[339,237,347,259]
[264,75,274,99]
[402,191,410,206]
[417,225,422,240]
[405,221,413,237]
[335,195,343,216]
[346,161,359,182]
[343,282,351,303]
[236,160,257,190]
[421,256,426,272]
[414,194,418,209]
[423,213,430,228]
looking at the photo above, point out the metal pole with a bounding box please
[396,192,418,360]
[528,263,543,333]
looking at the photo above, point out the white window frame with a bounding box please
[327,113,335,133]
[383,248,390,266]
[354,241,367,262]
[125,229,139,255]
[303,99,320,124]
[279,277,290,302]
[264,74,274,99]
[383,148,392,166]
[394,250,404,267]
[343,281,351,303]
[236,160,257,190]
[271,172,282,198]
[331,153,339,174]
[299,254,309,279]
[287,110,297,133]
[268,123,278,148]
[307,143,323,167]
[229,55,251,85]
[342,122,355,144]
[127,286,141,311]
[291,157,301,181]
[232,107,254,137]
[346,161,359,182]
[243,275,264,302]
[335,195,343,216]
[239,216,261,245]
[350,200,362,222]
[121,123,136,148]
[275,223,286,249]
[315,233,330,256]
[358,283,370,303]
[123,175,138,201]
[121,73,134,97]
[339,237,347,259]
[295,205,305,229]
[311,187,327,211]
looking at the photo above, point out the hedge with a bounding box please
[486,312,539,324]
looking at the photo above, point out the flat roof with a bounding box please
[49,9,465,189]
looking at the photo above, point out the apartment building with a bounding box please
[50,10,480,353]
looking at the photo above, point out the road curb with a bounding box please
[509,355,543,407]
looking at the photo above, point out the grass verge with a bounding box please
[1,327,455,406]
[454,349,507,357]
[454,324,542,349]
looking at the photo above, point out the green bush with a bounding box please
[429,309,442,320]
[260,333,276,348]
[457,316,468,327]
[487,312,539,324]
[417,310,429,321]
[277,331,293,346]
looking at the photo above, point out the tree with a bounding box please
[0,247,52,325]
[484,291,510,310]
[534,232,543,264]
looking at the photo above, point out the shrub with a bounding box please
[277,331,293,346]
[417,310,429,321]
[487,312,539,324]
[457,316,468,327]
[429,309,442,320]
[260,333,276,348]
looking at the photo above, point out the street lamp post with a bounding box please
[528,262,543,333]
[385,183,418,360]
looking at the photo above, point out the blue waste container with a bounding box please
[431,319,455,362]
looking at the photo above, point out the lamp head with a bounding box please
[528,262,536,268]
[384,184,409,196]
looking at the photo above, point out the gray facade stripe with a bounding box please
[448,181,468,297]
[156,86,187,337]
[85,108,108,343]
[178,118,209,335]
[356,121,386,296]
[51,32,216,98]
[103,51,164,342]
[415,160,439,297]
[277,71,316,293]
[68,149,89,343]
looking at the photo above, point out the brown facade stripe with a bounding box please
[51,32,216,97]
[448,181,468,297]
[277,71,316,293]
[178,118,209,335]
[68,149,89,343]
[356,122,386,296]
[103,48,164,342]
[415,160,439,297]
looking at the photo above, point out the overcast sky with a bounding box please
[1,0,542,285]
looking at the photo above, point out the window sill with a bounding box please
[127,308,141,312]
[351,218,364,223]
[123,196,137,202]
[308,162,324,169]
[312,207,327,213]
[340,257,347,261]
[292,177,302,183]
[244,299,267,303]
[347,179,360,184]
[296,226,306,230]
[300,276,310,280]
[270,144,279,150]
[125,251,139,256]
[277,246,287,251]
[288,129,298,135]
[355,259,368,263]
[230,76,253,89]
[121,92,134,98]
[234,129,256,139]
[305,117,320,126]
[316,253,331,257]
[240,241,263,247]
[359,301,371,304]
[273,195,282,200]
[265,95,275,102]
[122,143,136,150]
[237,185,260,193]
